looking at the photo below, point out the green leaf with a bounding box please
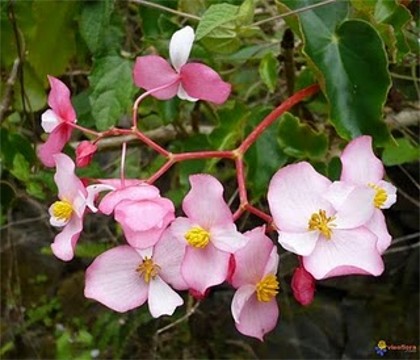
[201,36,241,54]
[11,153,30,182]
[259,52,279,93]
[277,112,328,159]
[89,55,137,130]
[281,0,391,145]
[237,0,255,25]
[27,181,46,200]
[382,138,420,166]
[245,106,288,199]
[196,3,239,40]
[79,0,115,54]
[14,63,47,112]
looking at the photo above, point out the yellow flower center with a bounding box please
[256,274,279,302]
[136,257,160,283]
[184,226,210,248]
[52,200,73,221]
[308,209,336,240]
[368,183,388,208]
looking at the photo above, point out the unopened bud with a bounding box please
[76,141,97,167]
[291,267,315,306]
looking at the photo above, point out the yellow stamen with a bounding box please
[184,226,210,248]
[368,183,388,208]
[52,200,73,221]
[136,257,160,283]
[308,209,336,240]
[256,274,279,302]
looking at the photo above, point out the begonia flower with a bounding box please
[340,136,397,253]
[76,141,97,168]
[230,227,279,341]
[38,76,76,167]
[170,174,248,297]
[99,184,175,249]
[49,153,113,261]
[84,230,187,317]
[267,162,384,280]
[133,26,231,104]
[291,266,315,306]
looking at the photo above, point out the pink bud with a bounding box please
[291,267,316,306]
[76,141,97,167]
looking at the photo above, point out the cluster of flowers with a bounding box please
[38,27,397,340]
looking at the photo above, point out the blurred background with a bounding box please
[1,0,419,358]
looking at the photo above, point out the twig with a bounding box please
[0,214,48,231]
[384,241,420,254]
[129,0,201,20]
[397,165,420,191]
[0,58,20,123]
[390,232,420,246]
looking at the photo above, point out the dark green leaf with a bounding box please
[277,112,328,159]
[14,63,47,112]
[196,3,239,40]
[11,153,30,182]
[382,137,419,166]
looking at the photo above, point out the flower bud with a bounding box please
[76,141,97,167]
[291,267,315,306]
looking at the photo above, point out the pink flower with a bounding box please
[291,267,315,306]
[340,136,397,253]
[76,141,97,167]
[38,76,76,167]
[267,162,384,280]
[84,230,187,317]
[133,26,231,104]
[170,174,248,297]
[230,227,279,341]
[98,184,175,249]
[49,153,113,261]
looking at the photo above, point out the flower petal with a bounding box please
[233,290,279,341]
[303,227,384,280]
[99,184,160,215]
[85,184,115,213]
[84,245,148,312]
[37,123,73,168]
[47,76,76,122]
[133,55,180,99]
[277,231,319,256]
[183,174,233,229]
[340,136,384,185]
[148,276,183,318]
[268,162,332,232]
[263,247,280,277]
[54,153,86,201]
[365,210,392,254]
[180,63,232,104]
[210,223,248,253]
[231,226,274,288]
[170,217,195,244]
[177,83,198,102]
[181,243,230,296]
[153,230,188,290]
[97,178,142,189]
[231,285,255,323]
[41,109,61,133]
[169,26,195,72]
[51,215,83,261]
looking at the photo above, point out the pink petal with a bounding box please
[268,162,332,232]
[47,76,76,122]
[99,184,160,215]
[333,186,376,229]
[153,230,188,290]
[263,247,280,277]
[232,289,279,341]
[180,63,231,104]
[365,210,392,254]
[133,55,180,99]
[277,231,319,256]
[231,227,275,288]
[340,136,384,185]
[170,216,195,244]
[231,284,255,323]
[148,276,183,318]
[97,179,142,189]
[181,243,230,296]
[177,83,198,102]
[84,245,148,312]
[210,223,248,253]
[303,227,384,280]
[323,181,355,209]
[51,215,83,261]
[37,123,73,168]
[169,26,194,72]
[54,153,86,201]
[183,174,233,229]
[85,184,115,213]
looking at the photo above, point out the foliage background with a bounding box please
[0,0,419,358]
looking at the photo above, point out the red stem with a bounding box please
[245,204,273,224]
[173,150,234,162]
[235,157,247,205]
[147,159,175,184]
[237,84,320,154]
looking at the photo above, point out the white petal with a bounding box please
[85,184,115,212]
[48,203,69,227]
[376,180,397,209]
[177,83,198,102]
[169,26,195,71]
[231,285,255,324]
[41,109,61,133]
[148,276,183,318]
[210,223,248,253]
[277,231,319,256]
